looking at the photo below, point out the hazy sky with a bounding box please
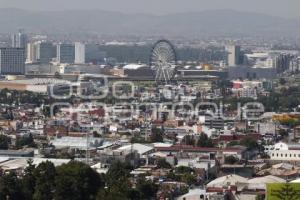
[0,0,299,18]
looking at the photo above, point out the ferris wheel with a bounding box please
[150,40,177,84]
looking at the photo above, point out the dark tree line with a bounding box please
[0,134,35,150]
[0,89,49,106]
[183,133,214,148]
[0,160,157,200]
[217,85,300,113]
[0,135,10,150]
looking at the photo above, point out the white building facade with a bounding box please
[75,42,86,64]
[267,142,300,161]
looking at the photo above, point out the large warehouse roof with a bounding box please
[0,78,70,85]
[123,64,147,70]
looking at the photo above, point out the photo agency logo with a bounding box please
[49,75,137,128]
[48,38,265,127]
[49,75,265,128]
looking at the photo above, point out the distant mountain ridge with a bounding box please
[0,8,299,37]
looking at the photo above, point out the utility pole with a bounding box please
[86,128,89,164]
[86,121,93,165]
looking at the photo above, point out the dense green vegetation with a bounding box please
[0,135,10,150]
[214,85,300,113]
[224,155,239,165]
[0,134,36,150]
[166,166,198,186]
[257,90,300,112]
[0,89,49,106]
[183,133,214,147]
[0,161,158,200]
[16,134,36,149]
[156,158,172,169]
[240,136,259,150]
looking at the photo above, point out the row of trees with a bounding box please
[0,160,158,200]
[130,127,164,144]
[0,89,49,106]
[183,133,214,147]
[226,136,259,150]
[0,134,35,150]
[167,166,198,186]
[218,85,300,113]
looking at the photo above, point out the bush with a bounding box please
[156,158,172,169]
[225,156,239,164]
[0,135,11,150]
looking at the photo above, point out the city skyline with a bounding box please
[0,2,300,200]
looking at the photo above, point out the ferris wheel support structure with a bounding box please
[150,40,177,84]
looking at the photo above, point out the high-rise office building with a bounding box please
[289,57,300,72]
[36,41,56,64]
[26,42,37,63]
[56,43,75,64]
[75,42,85,64]
[0,48,25,75]
[11,30,27,48]
[274,54,292,73]
[227,45,241,66]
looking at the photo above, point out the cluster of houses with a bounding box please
[0,80,299,199]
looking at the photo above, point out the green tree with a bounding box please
[16,133,36,149]
[175,166,194,174]
[181,173,197,186]
[256,195,265,200]
[270,183,299,200]
[54,161,104,200]
[196,133,214,147]
[93,131,101,138]
[156,158,172,169]
[150,128,163,143]
[225,156,239,165]
[183,135,195,146]
[0,172,25,200]
[98,162,133,200]
[279,78,287,85]
[170,167,198,186]
[0,135,11,149]
[240,136,258,150]
[136,178,158,200]
[97,189,128,200]
[33,161,56,200]
[166,171,181,182]
[21,159,36,200]
[179,186,189,195]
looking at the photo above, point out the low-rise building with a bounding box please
[267,142,300,162]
